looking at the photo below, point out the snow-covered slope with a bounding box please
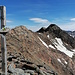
[37,24,75,75]
[51,38,75,57]
[38,36,75,58]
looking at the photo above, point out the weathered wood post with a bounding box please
[0,6,7,75]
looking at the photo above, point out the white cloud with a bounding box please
[25,25,41,32]
[6,20,13,23]
[70,18,75,21]
[29,18,51,31]
[59,22,75,31]
[29,18,50,24]
[51,18,75,31]
[28,17,75,31]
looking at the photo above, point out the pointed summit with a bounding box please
[37,24,60,33]
[48,24,58,27]
[45,24,61,32]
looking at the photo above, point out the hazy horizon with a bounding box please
[0,0,75,31]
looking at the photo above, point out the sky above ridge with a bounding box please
[0,0,75,31]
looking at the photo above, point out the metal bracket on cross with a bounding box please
[0,28,9,35]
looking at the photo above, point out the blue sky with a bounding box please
[0,0,75,31]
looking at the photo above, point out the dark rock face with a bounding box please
[38,24,75,48]
[0,25,75,75]
[37,27,46,33]
[45,24,61,32]
[48,24,75,48]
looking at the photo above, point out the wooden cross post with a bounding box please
[0,6,7,75]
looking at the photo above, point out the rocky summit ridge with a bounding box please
[0,24,75,75]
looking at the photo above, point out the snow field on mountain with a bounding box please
[38,36,75,58]
[51,38,74,58]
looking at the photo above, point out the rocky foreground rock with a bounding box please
[0,24,75,75]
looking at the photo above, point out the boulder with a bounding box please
[8,62,24,74]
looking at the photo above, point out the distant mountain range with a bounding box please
[0,24,75,75]
[66,31,75,38]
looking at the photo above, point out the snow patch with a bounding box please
[72,49,75,56]
[51,38,74,58]
[47,35,49,38]
[57,59,61,63]
[57,59,64,66]
[72,49,75,52]
[38,37,49,48]
[62,58,67,64]
[38,33,41,34]
[70,35,75,38]
[49,45,55,49]
[65,61,67,64]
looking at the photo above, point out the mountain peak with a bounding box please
[49,24,57,27]
[13,25,28,31]
[3,24,75,75]
[37,24,60,33]
[45,24,60,32]
[10,25,29,34]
